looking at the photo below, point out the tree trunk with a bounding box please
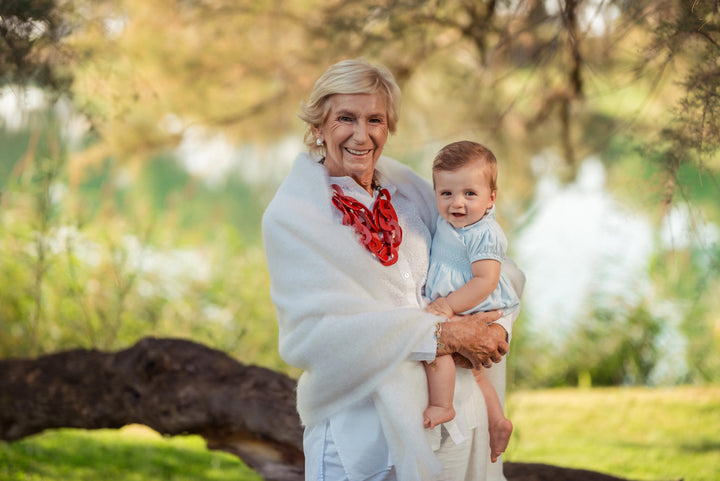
[0,337,646,481]
[0,337,303,480]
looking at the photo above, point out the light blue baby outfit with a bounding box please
[425,207,520,316]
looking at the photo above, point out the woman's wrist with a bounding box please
[435,319,456,356]
[487,322,508,343]
[434,322,445,350]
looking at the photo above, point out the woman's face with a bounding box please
[314,92,389,192]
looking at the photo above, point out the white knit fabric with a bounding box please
[263,153,443,480]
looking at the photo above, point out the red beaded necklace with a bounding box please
[330,183,403,266]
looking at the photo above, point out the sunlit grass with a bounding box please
[505,385,720,481]
[0,425,262,481]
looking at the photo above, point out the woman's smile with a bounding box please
[345,147,373,156]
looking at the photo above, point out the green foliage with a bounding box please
[0,110,296,377]
[509,302,668,389]
[650,245,720,384]
[567,304,665,386]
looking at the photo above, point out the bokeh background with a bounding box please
[1,1,719,480]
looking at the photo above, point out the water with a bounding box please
[512,154,719,383]
[513,155,654,341]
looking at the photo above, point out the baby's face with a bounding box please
[433,161,496,229]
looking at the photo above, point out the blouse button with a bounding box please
[403,272,410,279]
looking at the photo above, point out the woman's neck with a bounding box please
[320,158,377,194]
[352,174,376,194]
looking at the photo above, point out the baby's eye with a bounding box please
[465,191,477,197]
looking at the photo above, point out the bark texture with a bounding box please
[0,337,649,481]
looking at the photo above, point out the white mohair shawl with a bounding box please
[263,153,448,480]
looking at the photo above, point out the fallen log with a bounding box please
[0,337,647,481]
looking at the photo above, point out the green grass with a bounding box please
[505,386,720,481]
[0,425,263,481]
[1,387,718,481]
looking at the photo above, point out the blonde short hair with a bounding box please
[299,58,401,156]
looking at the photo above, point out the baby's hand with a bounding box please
[426,297,455,318]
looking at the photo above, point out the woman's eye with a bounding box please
[339,116,352,122]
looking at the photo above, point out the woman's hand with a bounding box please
[437,310,508,369]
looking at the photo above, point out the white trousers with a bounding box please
[306,421,478,481]
[304,356,512,481]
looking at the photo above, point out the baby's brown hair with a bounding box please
[432,140,498,192]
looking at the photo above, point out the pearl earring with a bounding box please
[316,138,323,146]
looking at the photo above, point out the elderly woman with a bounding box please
[262,58,523,481]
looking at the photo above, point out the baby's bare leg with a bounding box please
[423,354,456,429]
[474,368,513,462]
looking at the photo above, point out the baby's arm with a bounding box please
[445,258,501,314]
[426,296,455,317]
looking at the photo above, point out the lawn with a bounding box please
[504,385,720,481]
[1,386,718,481]
[0,425,263,481]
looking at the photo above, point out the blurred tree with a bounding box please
[0,0,74,90]
[66,0,319,180]
[4,0,718,201]
[2,0,719,385]
[638,0,720,212]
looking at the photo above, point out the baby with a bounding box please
[424,140,520,463]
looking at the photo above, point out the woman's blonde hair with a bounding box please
[432,141,498,192]
[299,58,401,156]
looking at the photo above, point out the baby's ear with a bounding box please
[488,190,497,208]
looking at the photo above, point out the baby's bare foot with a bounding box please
[489,417,513,462]
[423,405,456,429]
